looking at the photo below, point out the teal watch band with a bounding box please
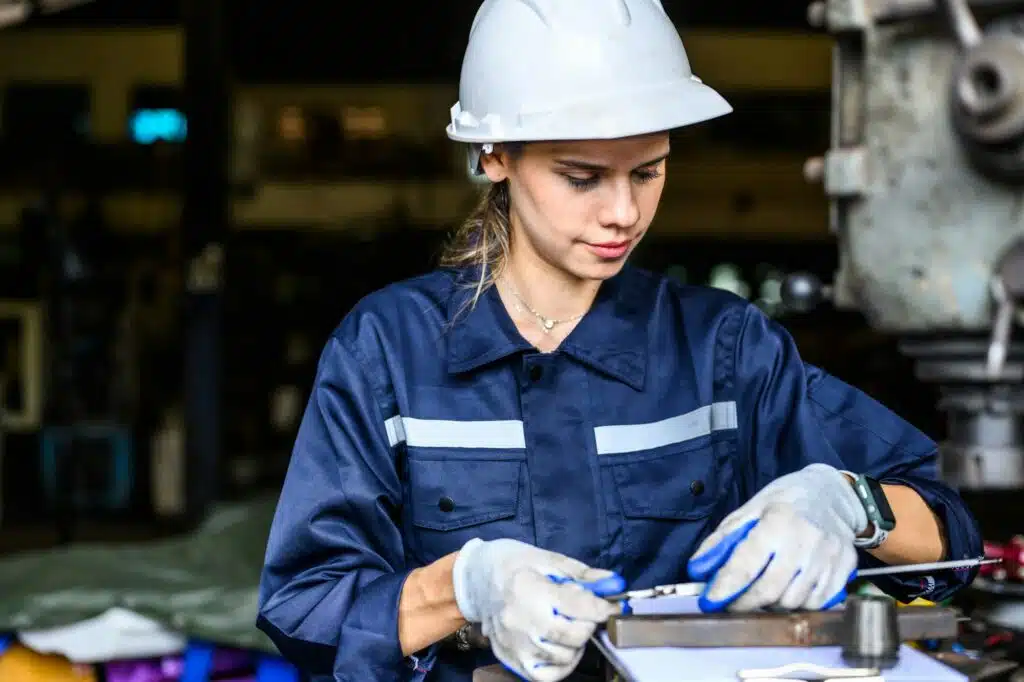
[844,471,895,549]
[851,474,896,531]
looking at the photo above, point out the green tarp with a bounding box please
[0,496,279,653]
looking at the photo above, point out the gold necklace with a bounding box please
[503,278,586,334]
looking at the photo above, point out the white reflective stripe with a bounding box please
[594,401,738,455]
[383,416,526,449]
[385,415,406,448]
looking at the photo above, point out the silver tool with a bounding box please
[604,581,707,603]
[857,557,999,577]
[605,557,1000,603]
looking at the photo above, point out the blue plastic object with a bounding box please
[256,655,301,682]
[180,641,216,682]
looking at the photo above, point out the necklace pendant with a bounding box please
[542,319,554,332]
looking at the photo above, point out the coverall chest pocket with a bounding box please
[406,454,530,565]
[604,441,727,580]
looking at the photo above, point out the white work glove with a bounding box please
[687,463,868,612]
[452,538,625,682]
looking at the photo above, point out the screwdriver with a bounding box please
[603,556,1001,603]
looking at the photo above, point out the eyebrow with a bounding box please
[553,151,671,172]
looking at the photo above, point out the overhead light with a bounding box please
[0,0,98,29]
[0,2,30,28]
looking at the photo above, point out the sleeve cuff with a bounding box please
[335,570,441,682]
[858,474,984,603]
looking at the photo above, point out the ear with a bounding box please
[479,145,512,183]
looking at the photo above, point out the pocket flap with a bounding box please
[609,446,720,520]
[409,458,522,531]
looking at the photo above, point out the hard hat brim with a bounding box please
[446,77,733,144]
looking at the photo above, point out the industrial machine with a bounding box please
[781,0,1024,495]
[776,0,1024,675]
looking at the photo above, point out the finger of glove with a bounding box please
[492,635,582,682]
[808,541,858,610]
[546,569,627,600]
[776,555,825,611]
[776,533,835,610]
[698,524,774,612]
[541,551,604,583]
[502,593,599,651]
[578,569,627,597]
[733,510,827,611]
[524,573,619,624]
[728,545,804,612]
[688,516,760,581]
[504,573,611,648]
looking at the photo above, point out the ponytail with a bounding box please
[439,180,512,309]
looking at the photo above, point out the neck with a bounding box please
[502,240,601,321]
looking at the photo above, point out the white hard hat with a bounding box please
[448,0,733,172]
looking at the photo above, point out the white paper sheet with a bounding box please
[18,607,186,663]
[600,596,967,682]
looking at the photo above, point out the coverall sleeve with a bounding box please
[729,303,983,603]
[256,333,437,681]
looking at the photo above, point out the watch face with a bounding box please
[865,476,896,530]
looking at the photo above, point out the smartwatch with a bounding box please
[847,472,896,549]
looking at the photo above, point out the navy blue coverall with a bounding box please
[256,264,982,682]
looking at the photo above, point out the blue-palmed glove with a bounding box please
[453,538,625,682]
[687,463,868,612]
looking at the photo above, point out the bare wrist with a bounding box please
[398,552,465,657]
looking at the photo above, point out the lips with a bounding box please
[587,240,632,259]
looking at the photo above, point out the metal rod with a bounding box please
[606,557,1000,603]
[858,557,1000,576]
[937,0,983,48]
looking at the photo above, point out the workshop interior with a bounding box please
[0,0,1022,680]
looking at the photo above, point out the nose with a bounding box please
[597,177,641,230]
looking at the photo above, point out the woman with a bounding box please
[257,1,983,681]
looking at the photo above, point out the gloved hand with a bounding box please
[453,538,624,682]
[687,463,868,613]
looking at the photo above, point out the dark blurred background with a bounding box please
[0,0,936,547]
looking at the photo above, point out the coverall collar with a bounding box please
[445,265,648,390]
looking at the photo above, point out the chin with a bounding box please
[571,258,629,282]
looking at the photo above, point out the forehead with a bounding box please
[523,134,671,167]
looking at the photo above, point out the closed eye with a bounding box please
[562,167,663,192]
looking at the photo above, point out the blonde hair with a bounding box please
[439,179,513,308]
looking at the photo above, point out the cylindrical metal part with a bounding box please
[841,596,901,670]
[901,338,1024,491]
[941,409,1024,489]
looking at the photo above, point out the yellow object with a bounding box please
[900,598,936,607]
[0,644,96,682]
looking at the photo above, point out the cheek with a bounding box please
[518,179,590,243]
[637,180,667,222]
